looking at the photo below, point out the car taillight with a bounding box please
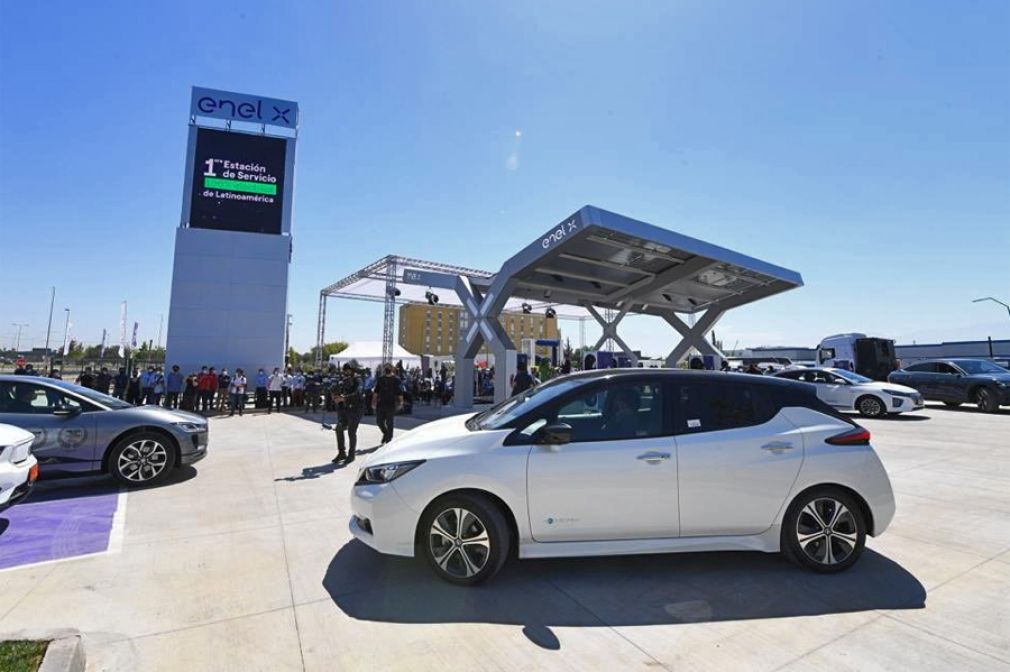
[826,427,871,446]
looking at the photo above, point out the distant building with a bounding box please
[398,304,560,357]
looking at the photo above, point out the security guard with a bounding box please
[331,363,363,464]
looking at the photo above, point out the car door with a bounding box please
[897,362,936,398]
[0,380,99,473]
[934,362,966,401]
[808,370,851,408]
[525,378,680,542]
[674,380,804,536]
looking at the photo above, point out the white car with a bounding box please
[349,370,895,585]
[774,367,923,418]
[0,423,39,513]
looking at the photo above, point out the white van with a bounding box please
[817,333,897,381]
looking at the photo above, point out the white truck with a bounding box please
[817,333,898,381]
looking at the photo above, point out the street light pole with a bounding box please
[44,286,55,369]
[61,308,71,361]
[11,323,28,351]
[972,297,1010,320]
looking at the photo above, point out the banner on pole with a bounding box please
[119,301,127,357]
[131,321,139,348]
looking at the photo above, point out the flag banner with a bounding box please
[131,321,139,348]
[62,323,73,356]
[99,328,108,358]
[119,301,127,357]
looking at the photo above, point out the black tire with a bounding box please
[108,431,177,487]
[943,401,962,408]
[855,395,886,418]
[419,493,510,585]
[781,486,866,573]
[974,387,1000,414]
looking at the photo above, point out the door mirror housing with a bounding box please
[535,422,573,446]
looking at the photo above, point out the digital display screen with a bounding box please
[189,128,287,235]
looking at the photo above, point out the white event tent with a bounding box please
[328,341,421,371]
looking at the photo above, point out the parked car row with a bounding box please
[886,358,1010,413]
[0,374,210,513]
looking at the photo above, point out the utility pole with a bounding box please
[44,286,55,368]
[61,308,71,360]
[11,323,28,351]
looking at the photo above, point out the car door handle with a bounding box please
[637,451,671,463]
[761,441,795,453]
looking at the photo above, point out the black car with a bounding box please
[887,359,1010,413]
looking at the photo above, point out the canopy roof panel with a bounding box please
[498,206,803,315]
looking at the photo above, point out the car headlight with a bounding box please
[883,389,915,398]
[356,460,425,485]
[172,422,207,432]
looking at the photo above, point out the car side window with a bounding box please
[777,370,803,380]
[677,382,775,434]
[936,363,959,375]
[905,363,934,373]
[515,380,668,443]
[0,382,90,414]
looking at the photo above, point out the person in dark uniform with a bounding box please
[76,366,96,389]
[95,367,112,394]
[372,364,403,445]
[304,370,321,413]
[511,361,535,396]
[331,364,363,464]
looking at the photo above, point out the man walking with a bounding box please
[331,364,363,464]
[267,367,285,414]
[372,364,403,445]
[165,365,184,409]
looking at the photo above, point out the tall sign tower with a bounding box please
[165,87,298,375]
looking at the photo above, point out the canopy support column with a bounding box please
[452,275,517,407]
[586,303,638,366]
[662,308,726,367]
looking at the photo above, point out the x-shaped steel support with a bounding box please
[453,275,517,406]
[586,303,638,366]
[662,308,726,367]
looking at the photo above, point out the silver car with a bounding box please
[0,375,208,486]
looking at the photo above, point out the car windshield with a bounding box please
[952,360,1006,374]
[832,369,873,383]
[469,377,587,430]
[45,379,134,409]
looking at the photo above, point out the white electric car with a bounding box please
[0,423,38,513]
[774,367,923,418]
[350,370,895,585]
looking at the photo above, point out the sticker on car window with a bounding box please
[687,419,701,428]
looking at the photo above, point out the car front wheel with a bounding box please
[782,487,866,573]
[419,494,509,585]
[109,431,177,486]
[856,395,886,418]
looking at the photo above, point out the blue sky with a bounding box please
[2,0,1008,356]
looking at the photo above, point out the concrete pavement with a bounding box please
[0,404,1007,671]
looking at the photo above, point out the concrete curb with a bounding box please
[39,636,85,672]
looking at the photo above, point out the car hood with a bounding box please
[0,423,35,447]
[862,381,920,395]
[114,405,208,425]
[360,413,485,466]
[970,372,1010,384]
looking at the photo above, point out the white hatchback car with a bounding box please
[774,367,923,418]
[350,370,895,585]
[0,423,39,513]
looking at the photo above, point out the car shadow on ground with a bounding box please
[924,404,1010,416]
[323,540,924,646]
[30,465,198,502]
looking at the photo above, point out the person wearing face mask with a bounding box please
[331,364,363,464]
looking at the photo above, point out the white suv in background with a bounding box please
[774,367,923,418]
[349,370,895,585]
[0,423,38,513]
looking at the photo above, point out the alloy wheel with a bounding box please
[976,388,992,412]
[428,507,491,579]
[118,439,169,483]
[859,397,883,417]
[795,498,859,566]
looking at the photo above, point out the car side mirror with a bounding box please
[535,422,573,446]
[53,405,80,417]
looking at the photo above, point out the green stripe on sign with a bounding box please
[204,177,278,195]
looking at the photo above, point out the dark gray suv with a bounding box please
[0,375,208,486]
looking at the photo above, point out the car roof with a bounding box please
[547,368,805,391]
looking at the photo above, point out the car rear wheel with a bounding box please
[974,387,999,413]
[109,431,177,487]
[419,494,509,585]
[856,395,886,418]
[782,487,866,573]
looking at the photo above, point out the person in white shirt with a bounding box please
[267,367,285,414]
[228,368,248,417]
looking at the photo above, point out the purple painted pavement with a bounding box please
[0,481,120,570]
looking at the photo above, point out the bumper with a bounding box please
[179,431,209,465]
[349,482,420,557]
[0,457,38,512]
[886,395,924,413]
